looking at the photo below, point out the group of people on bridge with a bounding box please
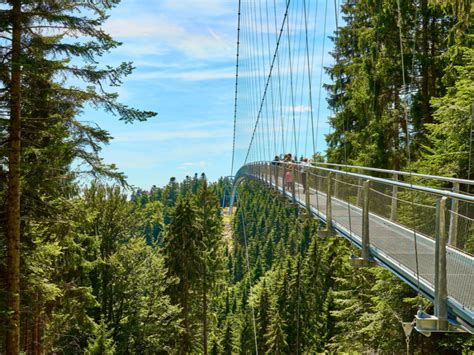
[272,154,312,193]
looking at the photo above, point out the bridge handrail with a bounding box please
[247,161,474,203]
[308,161,474,186]
[234,161,474,332]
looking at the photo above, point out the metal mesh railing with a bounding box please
[238,161,474,316]
[242,162,473,252]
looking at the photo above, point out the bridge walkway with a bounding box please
[233,162,474,332]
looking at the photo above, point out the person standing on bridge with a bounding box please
[285,154,294,191]
[272,155,280,166]
[272,155,280,187]
[300,157,310,193]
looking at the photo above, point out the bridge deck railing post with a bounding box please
[266,162,270,185]
[448,183,459,247]
[291,164,296,203]
[275,164,279,191]
[269,162,272,187]
[304,170,310,213]
[356,177,363,207]
[326,172,333,231]
[390,173,398,221]
[361,179,371,261]
[434,196,448,329]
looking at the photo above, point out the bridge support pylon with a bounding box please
[349,180,376,268]
[414,196,467,335]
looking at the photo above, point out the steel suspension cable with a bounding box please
[265,0,278,157]
[303,0,316,155]
[294,0,308,159]
[252,0,266,162]
[315,0,328,157]
[244,0,292,164]
[332,0,356,251]
[240,0,251,161]
[397,0,422,297]
[231,0,242,177]
[258,0,272,161]
[247,0,263,162]
[237,197,259,354]
[285,3,298,157]
[290,0,306,160]
[273,0,286,155]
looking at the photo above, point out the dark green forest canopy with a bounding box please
[325,0,473,182]
[3,172,470,353]
[0,0,156,352]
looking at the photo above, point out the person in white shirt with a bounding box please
[300,157,311,193]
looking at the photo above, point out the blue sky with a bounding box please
[85,0,336,189]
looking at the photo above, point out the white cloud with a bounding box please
[286,105,312,113]
[113,129,230,143]
[103,16,234,60]
[131,67,236,81]
[177,160,208,170]
[101,151,162,169]
[161,0,235,17]
[103,17,183,38]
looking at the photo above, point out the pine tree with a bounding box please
[107,237,180,352]
[265,306,288,354]
[221,316,234,355]
[256,279,271,354]
[0,1,155,348]
[196,180,224,354]
[415,1,473,182]
[5,2,22,350]
[165,195,202,353]
[81,183,137,323]
[85,319,116,355]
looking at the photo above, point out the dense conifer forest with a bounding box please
[2,173,471,352]
[0,0,472,353]
[326,0,472,180]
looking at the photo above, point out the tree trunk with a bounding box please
[182,279,191,354]
[421,0,431,127]
[23,316,28,354]
[6,1,22,353]
[428,15,437,120]
[33,313,41,355]
[203,278,208,355]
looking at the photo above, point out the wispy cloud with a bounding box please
[104,16,234,60]
[131,67,236,81]
[177,160,208,170]
[286,105,312,113]
[113,128,230,143]
[161,0,235,17]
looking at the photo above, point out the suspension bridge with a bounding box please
[228,0,474,336]
[229,162,474,335]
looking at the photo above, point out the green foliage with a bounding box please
[86,319,116,355]
[0,0,156,351]
[107,237,180,352]
[416,36,474,180]
[325,0,472,178]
